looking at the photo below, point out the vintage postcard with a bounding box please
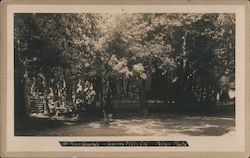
[0,0,249,157]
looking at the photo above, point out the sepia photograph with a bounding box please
[1,3,247,157]
[14,13,236,137]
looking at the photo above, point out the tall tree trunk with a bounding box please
[104,77,114,115]
[14,67,29,135]
[139,79,148,117]
[14,49,28,129]
[15,79,28,122]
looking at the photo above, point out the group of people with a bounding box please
[27,72,96,118]
[28,72,67,116]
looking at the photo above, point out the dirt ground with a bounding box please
[16,110,235,136]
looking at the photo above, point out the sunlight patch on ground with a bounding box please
[185,124,220,132]
[74,115,236,136]
[87,122,102,128]
[20,113,235,136]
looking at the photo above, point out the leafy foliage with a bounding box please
[14,13,235,117]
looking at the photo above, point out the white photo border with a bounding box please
[1,2,248,157]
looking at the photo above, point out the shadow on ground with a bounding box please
[15,110,235,136]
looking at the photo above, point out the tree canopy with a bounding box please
[14,13,235,117]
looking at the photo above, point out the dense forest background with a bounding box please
[14,13,235,122]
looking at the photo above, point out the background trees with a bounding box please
[14,13,235,119]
